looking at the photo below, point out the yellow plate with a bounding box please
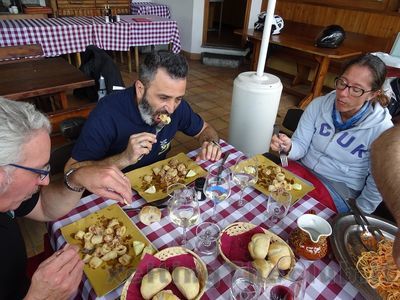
[60,204,155,297]
[253,154,314,205]
[125,152,207,203]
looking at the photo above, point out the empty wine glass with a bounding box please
[265,256,306,300]
[203,164,231,221]
[232,155,258,207]
[265,190,292,227]
[167,183,200,248]
[230,266,263,300]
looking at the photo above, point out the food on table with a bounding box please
[258,165,302,193]
[248,233,271,260]
[72,218,133,269]
[268,242,292,270]
[144,185,156,194]
[172,267,200,300]
[141,244,156,259]
[133,240,146,256]
[186,169,197,178]
[159,113,171,125]
[252,259,274,279]
[152,290,180,300]
[140,268,172,299]
[139,206,162,225]
[141,157,195,193]
[356,239,400,299]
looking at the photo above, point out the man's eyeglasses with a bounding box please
[9,163,51,181]
[334,78,374,97]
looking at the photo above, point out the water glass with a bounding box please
[265,257,306,300]
[195,222,221,255]
[265,191,292,227]
[230,266,263,300]
[232,155,258,207]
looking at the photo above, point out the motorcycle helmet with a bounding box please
[254,12,284,35]
[315,25,346,48]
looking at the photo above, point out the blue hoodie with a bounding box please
[288,91,393,213]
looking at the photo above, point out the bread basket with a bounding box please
[121,247,207,300]
[218,222,296,271]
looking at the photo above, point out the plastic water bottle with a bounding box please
[98,76,107,100]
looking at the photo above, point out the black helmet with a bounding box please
[315,25,346,48]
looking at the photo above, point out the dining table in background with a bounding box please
[130,1,171,19]
[47,140,364,300]
[0,57,94,109]
[236,20,388,109]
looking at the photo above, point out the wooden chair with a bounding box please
[0,44,44,63]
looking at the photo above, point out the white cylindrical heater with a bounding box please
[228,0,282,156]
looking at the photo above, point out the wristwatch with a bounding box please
[64,168,85,192]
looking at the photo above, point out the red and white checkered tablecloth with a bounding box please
[47,141,364,300]
[0,19,32,47]
[0,17,94,57]
[131,2,171,19]
[92,17,131,51]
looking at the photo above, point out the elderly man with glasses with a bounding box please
[270,53,393,214]
[0,97,132,299]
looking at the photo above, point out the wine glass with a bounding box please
[265,257,306,300]
[203,164,231,221]
[230,266,263,300]
[167,183,200,248]
[265,190,292,228]
[232,155,258,207]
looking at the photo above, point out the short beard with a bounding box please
[138,91,156,126]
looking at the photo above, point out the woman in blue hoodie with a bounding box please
[271,54,393,213]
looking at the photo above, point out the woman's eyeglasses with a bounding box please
[8,163,50,181]
[334,78,374,97]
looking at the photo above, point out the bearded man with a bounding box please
[66,52,221,172]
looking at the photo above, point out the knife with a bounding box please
[273,124,288,167]
[123,204,168,212]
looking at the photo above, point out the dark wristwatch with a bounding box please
[64,168,85,192]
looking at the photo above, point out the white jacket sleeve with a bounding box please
[288,96,323,160]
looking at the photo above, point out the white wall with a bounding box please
[151,0,263,55]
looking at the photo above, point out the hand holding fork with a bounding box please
[272,125,289,167]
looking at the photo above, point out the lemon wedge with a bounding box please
[141,244,156,259]
[244,166,256,174]
[144,185,156,194]
[186,170,196,178]
[292,183,302,191]
[133,240,145,256]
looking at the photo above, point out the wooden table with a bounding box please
[237,21,388,108]
[0,57,94,109]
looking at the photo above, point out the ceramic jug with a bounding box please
[288,214,332,260]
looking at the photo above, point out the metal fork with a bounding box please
[273,124,288,167]
[137,123,166,161]
[348,199,384,251]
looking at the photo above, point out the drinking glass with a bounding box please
[265,257,306,300]
[232,155,258,207]
[167,183,200,248]
[230,266,263,300]
[195,221,221,255]
[203,165,231,221]
[265,191,292,227]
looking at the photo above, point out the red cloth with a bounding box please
[126,253,197,300]
[219,226,265,267]
[285,161,338,213]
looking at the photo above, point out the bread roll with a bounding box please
[152,290,180,300]
[248,233,271,260]
[140,268,172,300]
[139,206,162,225]
[268,242,292,270]
[252,259,274,279]
[172,267,200,300]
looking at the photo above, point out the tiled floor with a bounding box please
[21,55,301,257]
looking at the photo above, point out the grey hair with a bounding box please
[139,51,188,87]
[0,97,51,166]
